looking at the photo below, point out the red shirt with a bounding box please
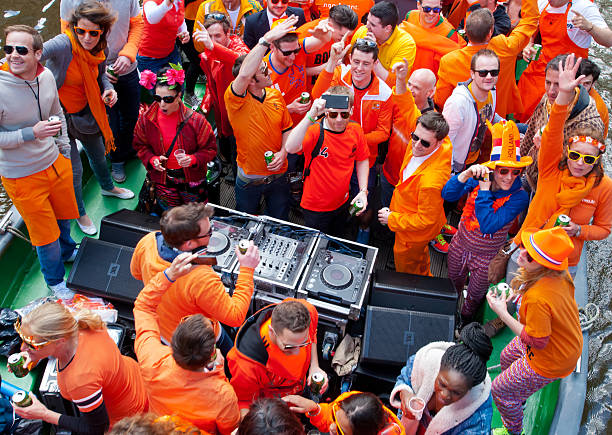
[301,122,369,212]
[141,0,185,59]
[157,110,181,169]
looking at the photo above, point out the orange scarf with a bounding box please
[461,187,511,232]
[547,168,597,228]
[65,29,115,153]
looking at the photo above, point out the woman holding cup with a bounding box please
[389,323,494,434]
[133,65,216,212]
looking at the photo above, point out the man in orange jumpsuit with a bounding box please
[435,0,539,118]
[399,0,465,76]
[378,59,452,276]
[227,298,327,415]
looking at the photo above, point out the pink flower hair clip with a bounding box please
[139,70,157,90]
[163,63,185,89]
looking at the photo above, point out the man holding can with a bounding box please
[0,25,78,299]
[285,86,369,236]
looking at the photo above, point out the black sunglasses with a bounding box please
[422,6,442,13]
[205,12,226,21]
[327,111,350,119]
[270,0,289,4]
[195,227,213,240]
[497,168,522,176]
[153,94,179,103]
[473,69,500,77]
[355,38,377,49]
[3,45,29,55]
[279,46,301,56]
[411,132,432,148]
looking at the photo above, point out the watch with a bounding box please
[258,37,271,48]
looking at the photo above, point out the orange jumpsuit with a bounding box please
[435,0,539,117]
[389,135,452,276]
[399,11,464,76]
[516,2,589,122]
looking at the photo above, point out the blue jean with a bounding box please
[68,127,115,216]
[380,172,395,209]
[349,164,377,207]
[235,174,290,220]
[217,325,233,357]
[137,45,181,75]
[36,219,76,286]
[108,68,140,163]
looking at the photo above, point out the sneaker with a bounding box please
[111,162,126,183]
[440,223,457,236]
[430,234,449,254]
[356,228,370,245]
[483,316,507,337]
[49,281,75,301]
[101,188,134,200]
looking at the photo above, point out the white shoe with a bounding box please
[101,188,135,200]
[65,248,79,262]
[49,281,75,301]
[76,218,97,235]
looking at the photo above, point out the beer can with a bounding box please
[11,391,32,408]
[299,92,310,104]
[205,161,215,183]
[349,199,364,216]
[532,44,542,62]
[48,115,61,138]
[107,65,117,78]
[8,353,29,378]
[458,29,467,42]
[310,372,325,395]
[555,214,571,227]
[238,239,250,255]
[264,151,275,165]
[495,283,510,298]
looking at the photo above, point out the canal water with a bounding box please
[0,0,610,432]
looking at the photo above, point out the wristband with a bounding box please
[307,114,317,123]
[163,269,175,283]
[575,225,582,237]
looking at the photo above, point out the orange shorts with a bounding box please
[2,154,78,246]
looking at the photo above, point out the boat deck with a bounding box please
[0,158,559,433]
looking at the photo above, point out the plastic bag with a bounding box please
[63,295,118,324]
[0,309,21,358]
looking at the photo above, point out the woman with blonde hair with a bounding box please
[487,227,582,435]
[42,0,134,236]
[9,302,147,434]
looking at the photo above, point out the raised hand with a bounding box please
[556,54,584,106]
[264,14,299,42]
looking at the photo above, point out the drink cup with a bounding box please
[174,149,186,160]
[408,397,425,420]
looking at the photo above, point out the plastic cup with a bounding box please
[408,397,425,420]
[174,149,186,159]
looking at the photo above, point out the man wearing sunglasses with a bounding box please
[133,252,240,434]
[228,298,325,416]
[520,54,604,193]
[443,49,503,173]
[285,87,369,235]
[378,59,453,276]
[195,0,262,38]
[132,202,260,356]
[0,25,78,299]
[243,0,306,49]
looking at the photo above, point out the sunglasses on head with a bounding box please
[14,318,56,351]
[73,26,101,37]
[3,45,29,55]
[278,46,301,56]
[153,94,179,103]
[355,38,378,49]
[411,132,433,148]
[327,111,351,119]
[422,6,442,13]
[473,69,500,77]
[205,12,226,21]
[496,168,523,176]
[567,149,600,165]
[270,0,289,4]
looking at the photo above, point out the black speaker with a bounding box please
[361,306,454,366]
[99,208,160,248]
[371,270,458,316]
[67,237,142,304]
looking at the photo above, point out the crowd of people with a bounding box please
[1,0,611,433]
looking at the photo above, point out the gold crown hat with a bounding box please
[482,120,533,170]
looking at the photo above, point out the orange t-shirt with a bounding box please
[314,0,373,20]
[301,122,369,212]
[58,60,89,114]
[519,274,583,378]
[224,84,292,175]
[265,46,308,126]
[57,329,148,425]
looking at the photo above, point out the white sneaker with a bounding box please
[49,281,75,301]
[101,188,135,200]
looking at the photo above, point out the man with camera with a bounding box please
[285,86,369,236]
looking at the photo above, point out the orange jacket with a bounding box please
[312,65,393,167]
[383,89,421,186]
[399,11,464,76]
[309,391,405,434]
[590,87,609,139]
[514,103,612,266]
[131,232,255,341]
[435,0,539,116]
[389,137,452,245]
[227,298,319,410]
[134,271,240,434]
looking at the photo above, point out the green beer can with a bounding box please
[11,391,32,408]
[264,151,275,165]
[555,214,571,227]
[8,353,29,378]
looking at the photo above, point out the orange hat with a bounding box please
[520,227,575,271]
[483,120,533,170]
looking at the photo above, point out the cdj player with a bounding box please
[207,217,256,274]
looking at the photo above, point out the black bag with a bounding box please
[66,105,100,136]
